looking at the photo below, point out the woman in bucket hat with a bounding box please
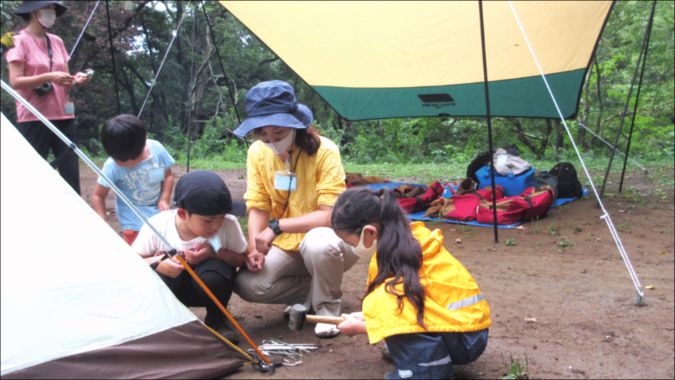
[233,80,358,338]
[6,1,92,194]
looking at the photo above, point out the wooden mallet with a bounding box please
[287,304,344,331]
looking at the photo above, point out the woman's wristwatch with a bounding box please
[268,219,283,236]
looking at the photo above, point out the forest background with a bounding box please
[1,0,673,179]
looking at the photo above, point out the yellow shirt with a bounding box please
[363,222,492,344]
[244,136,346,251]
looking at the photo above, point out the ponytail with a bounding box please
[333,188,426,327]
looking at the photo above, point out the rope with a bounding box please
[137,2,190,118]
[105,0,121,114]
[507,1,644,305]
[575,122,647,172]
[478,0,500,243]
[619,0,656,192]
[69,0,101,59]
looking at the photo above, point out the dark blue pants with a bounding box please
[159,259,237,328]
[16,119,80,194]
[384,329,489,379]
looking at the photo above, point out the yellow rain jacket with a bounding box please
[363,222,491,344]
[244,136,346,252]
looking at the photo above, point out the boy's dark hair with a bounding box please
[332,187,426,328]
[101,114,147,162]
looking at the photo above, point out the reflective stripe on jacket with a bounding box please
[363,222,491,344]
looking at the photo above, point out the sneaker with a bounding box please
[314,322,340,338]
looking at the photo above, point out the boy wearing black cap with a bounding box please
[132,171,247,341]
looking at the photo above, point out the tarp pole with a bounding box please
[478,0,499,243]
[600,2,654,199]
[619,0,657,193]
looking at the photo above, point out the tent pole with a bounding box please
[105,0,121,114]
[599,2,654,199]
[186,2,197,173]
[619,0,656,193]
[478,0,499,243]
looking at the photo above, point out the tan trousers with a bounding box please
[234,227,359,317]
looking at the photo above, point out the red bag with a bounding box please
[476,196,528,225]
[396,181,444,214]
[443,193,481,221]
[520,187,554,221]
[475,185,504,201]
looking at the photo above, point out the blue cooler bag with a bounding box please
[476,165,536,196]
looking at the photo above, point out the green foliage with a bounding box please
[0,1,672,167]
[501,355,529,380]
[505,238,517,247]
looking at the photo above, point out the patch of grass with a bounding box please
[185,158,245,171]
[505,238,517,247]
[548,225,559,237]
[558,238,575,249]
[501,354,529,380]
[344,162,465,184]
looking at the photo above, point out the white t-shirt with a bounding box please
[132,209,247,258]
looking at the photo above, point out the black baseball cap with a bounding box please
[174,171,246,217]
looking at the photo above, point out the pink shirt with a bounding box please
[5,29,74,123]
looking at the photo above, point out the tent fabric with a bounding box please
[0,113,241,378]
[222,1,612,120]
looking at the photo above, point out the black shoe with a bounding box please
[213,324,240,345]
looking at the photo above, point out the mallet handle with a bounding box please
[305,315,345,325]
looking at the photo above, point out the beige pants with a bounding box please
[234,227,359,317]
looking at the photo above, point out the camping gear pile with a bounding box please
[355,150,584,226]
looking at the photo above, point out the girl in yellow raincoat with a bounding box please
[332,187,491,379]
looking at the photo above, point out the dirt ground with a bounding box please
[80,165,674,379]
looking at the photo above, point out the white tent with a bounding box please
[0,113,242,378]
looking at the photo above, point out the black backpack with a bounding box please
[550,162,583,198]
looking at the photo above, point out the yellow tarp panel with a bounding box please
[221,1,611,88]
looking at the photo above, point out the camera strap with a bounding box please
[44,35,52,71]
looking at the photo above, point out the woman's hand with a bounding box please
[50,71,73,85]
[73,71,91,85]
[245,249,265,272]
[255,227,276,255]
[337,312,367,336]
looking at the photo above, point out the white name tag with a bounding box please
[274,172,297,192]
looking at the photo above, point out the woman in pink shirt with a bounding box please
[6,1,91,194]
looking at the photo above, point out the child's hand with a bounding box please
[157,199,170,211]
[183,243,213,265]
[156,256,184,278]
[337,312,367,336]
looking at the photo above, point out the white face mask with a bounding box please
[37,9,56,29]
[353,226,377,258]
[264,129,295,154]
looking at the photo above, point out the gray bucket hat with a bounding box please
[15,1,67,17]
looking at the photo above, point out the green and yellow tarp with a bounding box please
[221,1,612,120]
